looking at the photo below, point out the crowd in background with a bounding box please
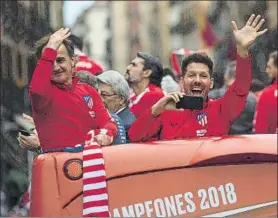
[1,3,277,217]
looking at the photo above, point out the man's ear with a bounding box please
[119,96,125,106]
[179,77,184,89]
[71,57,76,68]
[143,69,152,78]
[210,78,214,89]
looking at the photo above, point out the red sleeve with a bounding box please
[253,91,270,133]
[29,48,56,111]
[220,54,252,122]
[90,87,118,137]
[128,108,162,142]
[131,92,164,118]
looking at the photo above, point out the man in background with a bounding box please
[209,61,257,134]
[254,51,277,133]
[97,70,136,142]
[125,52,165,118]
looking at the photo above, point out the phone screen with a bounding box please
[176,96,204,110]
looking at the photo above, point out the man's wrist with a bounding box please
[151,106,162,117]
[45,42,59,51]
[41,48,57,62]
[236,45,249,58]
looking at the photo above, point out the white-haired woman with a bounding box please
[97,70,136,142]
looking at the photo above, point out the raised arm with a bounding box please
[222,14,267,121]
[29,48,56,111]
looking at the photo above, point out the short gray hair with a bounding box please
[97,70,130,106]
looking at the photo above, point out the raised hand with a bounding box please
[231,14,267,57]
[46,28,71,50]
[94,134,113,146]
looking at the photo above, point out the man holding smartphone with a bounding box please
[129,14,267,141]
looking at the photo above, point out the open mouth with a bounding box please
[191,88,203,96]
[53,72,63,76]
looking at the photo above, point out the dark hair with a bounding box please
[137,52,164,87]
[250,78,266,92]
[34,34,75,60]
[68,34,83,51]
[269,50,277,68]
[181,53,213,77]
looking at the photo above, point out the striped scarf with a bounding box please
[26,129,111,217]
[82,129,111,217]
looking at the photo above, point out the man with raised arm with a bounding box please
[128,14,267,141]
[29,28,117,151]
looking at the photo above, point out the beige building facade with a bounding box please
[111,1,171,73]
[72,1,112,70]
[1,1,64,87]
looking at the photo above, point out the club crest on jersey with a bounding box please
[83,95,93,109]
[196,112,208,126]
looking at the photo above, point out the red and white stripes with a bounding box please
[82,129,111,217]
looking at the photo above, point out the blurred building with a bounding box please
[169,1,223,54]
[1,1,64,91]
[49,1,64,30]
[169,1,276,88]
[169,1,232,87]
[72,1,112,70]
[138,1,170,65]
[1,0,64,211]
[170,1,200,51]
[72,1,171,74]
[110,1,129,73]
[111,1,171,73]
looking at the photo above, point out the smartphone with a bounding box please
[19,129,31,136]
[176,96,204,110]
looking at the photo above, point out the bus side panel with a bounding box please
[30,154,62,216]
[107,163,277,217]
[60,163,277,217]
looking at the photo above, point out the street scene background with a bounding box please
[1,0,277,216]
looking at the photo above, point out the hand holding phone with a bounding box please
[152,92,204,117]
[18,130,41,151]
[176,95,204,110]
